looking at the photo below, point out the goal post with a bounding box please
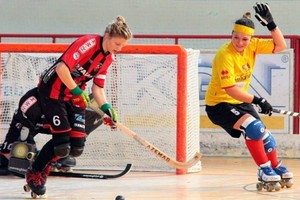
[0,43,201,174]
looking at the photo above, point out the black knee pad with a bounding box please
[69,137,85,157]
[70,146,84,157]
[54,143,71,158]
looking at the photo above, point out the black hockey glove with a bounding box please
[252,96,273,116]
[253,3,277,31]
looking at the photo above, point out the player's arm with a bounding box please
[225,86,272,115]
[253,3,286,53]
[92,83,118,124]
[56,62,90,108]
[91,83,107,106]
[55,62,77,90]
[225,85,254,103]
[271,27,286,53]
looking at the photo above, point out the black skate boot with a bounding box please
[24,168,46,197]
[0,153,9,175]
[51,156,76,172]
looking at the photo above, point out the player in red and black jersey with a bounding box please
[25,16,132,196]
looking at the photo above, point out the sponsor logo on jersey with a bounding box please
[20,96,37,113]
[220,69,230,80]
[242,64,249,71]
[75,114,85,123]
[235,73,251,82]
[75,64,93,78]
[93,117,103,125]
[73,52,80,60]
[94,63,103,72]
[74,123,85,128]
[78,38,96,54]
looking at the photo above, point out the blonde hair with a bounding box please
[105,16,133,40]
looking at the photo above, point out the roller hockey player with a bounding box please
[0,87,104,176]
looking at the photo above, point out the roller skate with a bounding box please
[50,156,76,172]
[273,160,293,189]
[256,161,281,192]
[24,168,47,198]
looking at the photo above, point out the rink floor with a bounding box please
[0,156,299,200]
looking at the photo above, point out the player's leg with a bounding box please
[262,130,293,187]
[0,152,9,175]
[68,103,86,158]
[0,110,33,175]
[206,103,280,183]
[26,96,71,194]
[239,115,281,183]
[49,107,101,172]
[2,88,44,176]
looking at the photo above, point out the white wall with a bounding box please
[0,0,299,35]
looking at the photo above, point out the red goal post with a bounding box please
[0,43,201,174]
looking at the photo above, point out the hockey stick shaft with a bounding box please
[49,163,132,179]
[88,104,201,169]
[273,108,300,117]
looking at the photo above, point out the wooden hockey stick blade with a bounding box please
[49,163,132,179]
[88,103,202,169]
[273,108,300,117]
[116,121,202,169]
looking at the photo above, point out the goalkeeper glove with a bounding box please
[100,103,118,123]
[253,3,277,31]
[252,96,273,116]
[71,86,90,109]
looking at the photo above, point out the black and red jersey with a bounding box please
[39,35,114,101]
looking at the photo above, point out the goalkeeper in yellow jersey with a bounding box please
[205,3,293,190]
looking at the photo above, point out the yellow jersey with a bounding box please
[205,38,275,106]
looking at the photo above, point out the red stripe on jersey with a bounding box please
[70,130,86,138]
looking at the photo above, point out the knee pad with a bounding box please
[54,143,71,158]
[69,137,85,157]
[243,117,265,140]
[263,131,276,153]
[70,146,84,157]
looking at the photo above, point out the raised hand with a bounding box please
[253,3,277,31]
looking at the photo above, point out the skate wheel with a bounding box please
[286,179,293,188]
[256,182,263,191]
[31,191,37,199]
[274,182,281,191]
[26,152,35,161]
[24,184,31,192]
[266,183,274,192]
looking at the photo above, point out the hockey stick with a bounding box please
[273,108,300,117]
[49,163,132,179]
[88,103,202,169]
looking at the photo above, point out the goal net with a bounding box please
[0,43,201,174]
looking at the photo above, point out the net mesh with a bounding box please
[1,48,201,172]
